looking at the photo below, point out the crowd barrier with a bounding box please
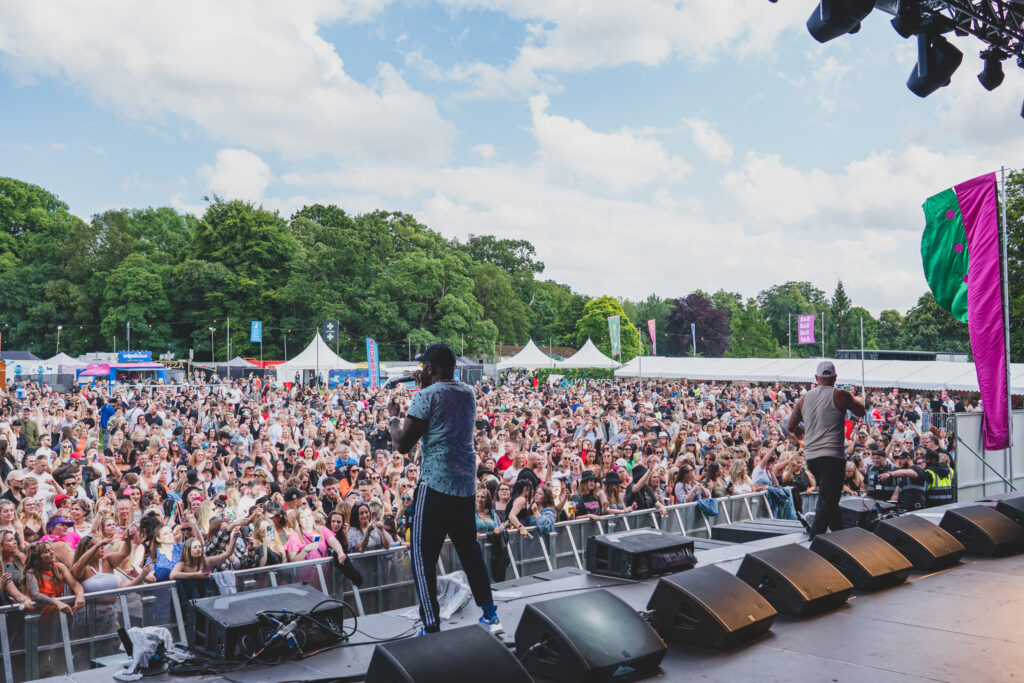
[0,491,779,682]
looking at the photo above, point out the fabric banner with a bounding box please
[921,172,1007,449]
[647,320,657,355]
[322,321,339,344]
[608,315,621,356]
[365,338,380,389]
[797,314,815,344]
[250,321,262,343]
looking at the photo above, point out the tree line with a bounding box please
[3,172,1021,364]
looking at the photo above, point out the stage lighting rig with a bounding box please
[795,0,1024,109]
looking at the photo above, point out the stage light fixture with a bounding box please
[978,50,1005,91]
[907,33,963,97]
[890,0,922,38]
[807,0,877,43]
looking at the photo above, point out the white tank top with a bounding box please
[802,386,845,461]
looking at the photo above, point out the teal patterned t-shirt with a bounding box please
[407,380,478,497]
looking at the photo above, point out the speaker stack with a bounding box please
[994,494,1024,527]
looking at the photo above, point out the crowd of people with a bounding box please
[0,371,963,637]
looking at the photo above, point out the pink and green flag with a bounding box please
[921,172,1009,450]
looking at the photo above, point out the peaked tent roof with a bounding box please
[219,356,258,368]
[559,339,620,369]
[496,339,561,370]
[274,333,356,374]
[44,353,88,370]
[1,351,40,361]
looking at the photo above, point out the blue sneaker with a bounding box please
[479,615,504,635]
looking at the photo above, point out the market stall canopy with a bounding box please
[275,333,356,376]
[79,363,111,377]
[496,339,561,370]
[0,351,41,362]
[219,356,258,369]
[613,356,1024,394]
[558,339,620,369]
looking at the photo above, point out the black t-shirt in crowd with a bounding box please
[897,466,927,510]
[572,492,601,517]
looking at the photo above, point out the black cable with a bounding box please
[516,637,551,663]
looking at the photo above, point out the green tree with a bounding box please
[876,309,903,349]
[846,306,878,350]
[624,293,671,355]
[471,262,531,343]
[460,234,544,302]
[574,296,640,362]
[899,292,970,354]
[727,299,780,357]
[756,281,827,355]
[829,280,853,353]
[100,254,174,353]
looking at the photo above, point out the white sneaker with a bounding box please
[479,615,504,635]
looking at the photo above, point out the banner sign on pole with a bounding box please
[365,338,380,389]
[250,321,262,343]
[322,321,339,344]
[647,320,657,356]
[118,351,151,363]
[607,315,621,356]
[797,314,816,344]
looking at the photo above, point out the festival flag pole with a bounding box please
[1000,166,1014,482]
[788,313,792,358]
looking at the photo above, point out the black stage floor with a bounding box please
[47,500,1024,683]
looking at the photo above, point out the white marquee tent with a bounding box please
[44,353,87,375]
[558,339,620,369]
[614,356,1024,394]
[496,339,561,370]
[274,333,356,378]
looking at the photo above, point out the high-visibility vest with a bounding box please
[925,467,954,506]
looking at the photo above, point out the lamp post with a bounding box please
[56,325,62,355]
[209,327,216,363]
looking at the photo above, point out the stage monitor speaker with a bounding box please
[809,527,912,590]
[647,565,777,649]
[586,528,696,580]
[939,505,1024,556]
[736,544,853,617]
[995,495,1024,527]
[710,519,804,543]
[514,589,667,683]
[874,514,965,570]
[189,584,344,660]
[839,497,897,530]
[365,625,532,683]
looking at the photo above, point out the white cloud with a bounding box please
[472,143,497,160]
[684,119,733,163]
[530,94,689,193]
[199,149,273,203]
[0,1,454,164]
[438,0,807,97]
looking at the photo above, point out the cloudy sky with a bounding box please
[2,1,1022,314]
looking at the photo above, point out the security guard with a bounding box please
[881,449,926,511]
[864,449,897,502]
[923,449,954,507]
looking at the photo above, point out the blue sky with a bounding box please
[2,1,1022,314]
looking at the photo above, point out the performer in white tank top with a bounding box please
[787,361,865,536]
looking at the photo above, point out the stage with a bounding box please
[44,501,1024,683]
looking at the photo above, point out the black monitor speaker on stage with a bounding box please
[365,625,532,683]
[939,505,1024,556]
[647,565,777,649]
[736,544,853,617]
[586,528,696,581]
[809,527,912,590]
[874,514,965,570]
[515,589,667,683]
[995,495,1024,527]
[189,584,345,660]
